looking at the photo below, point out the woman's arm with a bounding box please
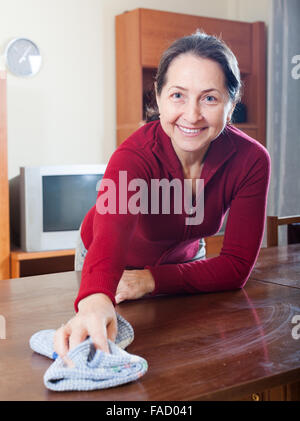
[54,148,149,357]
[74,147,150,310]
[147,148,271,295]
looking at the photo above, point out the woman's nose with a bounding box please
[184,101,203,124]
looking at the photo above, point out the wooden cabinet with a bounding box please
[241,381,300,401]
[0,71,10,280]
[10,249,75,278]
[115,8,266,147]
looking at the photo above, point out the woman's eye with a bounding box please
[171,92,182,100]
[205,95,217,103]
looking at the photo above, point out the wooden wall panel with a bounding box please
[116,9,143,145]
[0,71,10,280]
[140,8,252,73]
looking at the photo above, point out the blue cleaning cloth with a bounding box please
[29,313,148,392]
[43,339,148,392]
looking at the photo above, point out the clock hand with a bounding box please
[19,46,32,63]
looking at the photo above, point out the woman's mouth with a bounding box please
[176,125,208,136]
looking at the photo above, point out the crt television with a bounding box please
[10,164,107,252]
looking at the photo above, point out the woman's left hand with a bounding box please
[115,269,155,304]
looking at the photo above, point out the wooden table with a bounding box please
[0,247,300,401]
[251,244,300,289]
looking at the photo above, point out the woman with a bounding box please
[54,31,270,357]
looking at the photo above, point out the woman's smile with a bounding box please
[176,124,208,137]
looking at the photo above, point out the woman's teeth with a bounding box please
[178,125,206,134]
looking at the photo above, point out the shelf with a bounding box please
[11,248,75,261]
[10,248,75,279]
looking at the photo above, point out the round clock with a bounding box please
[4,38,42,77]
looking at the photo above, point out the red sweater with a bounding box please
[74,121,270,310]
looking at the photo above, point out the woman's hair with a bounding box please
[145,30,242,122]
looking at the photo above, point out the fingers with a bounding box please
[88,317,117,354]
[53,324,75,367]
[115,294,124,304]
[54,323,110,357]
[106,315,118,343]
[116,269,151,303]
[68,327,88,351]
[54,317,117,358]
[54,324,70,358]
[53,294,117,358]
[115,274,131,303]
[89,330,110,353]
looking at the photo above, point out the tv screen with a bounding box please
[42,174,103,232]
[9,164,107,251]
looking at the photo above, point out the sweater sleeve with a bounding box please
[147,147,271,295]
[74,149,148,311]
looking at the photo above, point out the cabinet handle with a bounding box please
[251,393,261,401]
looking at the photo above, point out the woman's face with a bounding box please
[156,53,235,158]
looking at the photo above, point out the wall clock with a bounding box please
[4,38,42,77]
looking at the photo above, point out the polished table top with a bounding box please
[251,244,300,289]
[0,245,300,401]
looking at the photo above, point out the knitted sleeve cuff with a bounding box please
[145,264,184,296]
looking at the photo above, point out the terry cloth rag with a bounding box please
[29,312,148,392]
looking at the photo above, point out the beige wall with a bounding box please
[0,0,270,179]
[227,0,270,24]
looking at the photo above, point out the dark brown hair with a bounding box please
[145,30,242,122]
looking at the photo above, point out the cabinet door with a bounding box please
[116,9,143,146]
[140,9,252,73]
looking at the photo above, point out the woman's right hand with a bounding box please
[53,293,117,360]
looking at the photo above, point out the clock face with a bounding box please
[5,38,42,77]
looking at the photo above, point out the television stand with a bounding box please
[10,248,75,278]
[10,235,224,278]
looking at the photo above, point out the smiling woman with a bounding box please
[54,31,271,361]
[155,54,235,171]
[149,31,242,182]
